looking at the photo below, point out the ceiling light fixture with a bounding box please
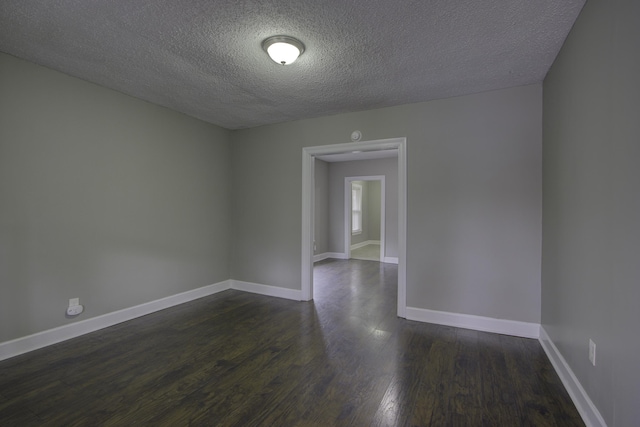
[262,36,305,65]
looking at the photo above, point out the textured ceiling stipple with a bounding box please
[0,0,585,130]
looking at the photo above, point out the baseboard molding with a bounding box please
[405,306,540,339]
[350,240,381,250]
[314,252,348,262]
[0,280,232,362]
[231,280,302,301]
[314,252,395,263]
[314,252,333,262]
[314,253,329,262]
[539,327,606,427]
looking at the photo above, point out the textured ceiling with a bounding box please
[0,0,584,130]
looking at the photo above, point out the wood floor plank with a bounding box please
[0,259,585,426]
[525,338,587,427]
[448,328,482,425]
[408,324,457,426]
[478,330,525,425]
[0,391,42,425]
[371,323,434,426]
[501,334,559,426]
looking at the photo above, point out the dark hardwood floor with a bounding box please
[0,259,584,426]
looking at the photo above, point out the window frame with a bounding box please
[351,182,363,235]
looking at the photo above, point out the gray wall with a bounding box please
[328,159,397,255]
[231,84,542,323]
[0,53,231,343]
[313,159,330,255]
[542,0,640,425]
[367,180,382,241]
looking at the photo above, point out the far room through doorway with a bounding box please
[346,176,385,262]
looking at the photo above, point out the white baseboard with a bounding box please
[314,252,331,262]
[405,306,540,339]
[314,252,347,262]
[314,253,329,262]
[313,253,399,263]
[350,240,381,250]
[539,327,607,427]
[0,280,232,362]
[231,280,302,301]
[316,252,396,264]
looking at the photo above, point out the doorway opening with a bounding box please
[301,137,407,318]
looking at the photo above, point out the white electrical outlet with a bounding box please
[589,339,596,366]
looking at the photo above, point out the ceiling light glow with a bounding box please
[262,36,305,65]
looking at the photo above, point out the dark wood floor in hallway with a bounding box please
[0,259,583,426]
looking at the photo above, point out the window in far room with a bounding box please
[352,183,362,235]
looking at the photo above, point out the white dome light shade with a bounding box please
[267,42,300,65]
[262,36,305,65]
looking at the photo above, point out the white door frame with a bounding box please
[301,137,407,318]
[345,176,385,262]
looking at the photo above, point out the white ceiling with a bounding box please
[0,0,585,130]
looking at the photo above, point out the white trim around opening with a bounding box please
[301,137,407,318]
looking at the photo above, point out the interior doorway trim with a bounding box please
[344,176,385,262]
[301,137,407,318]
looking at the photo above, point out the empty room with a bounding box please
[0,1,638,426]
